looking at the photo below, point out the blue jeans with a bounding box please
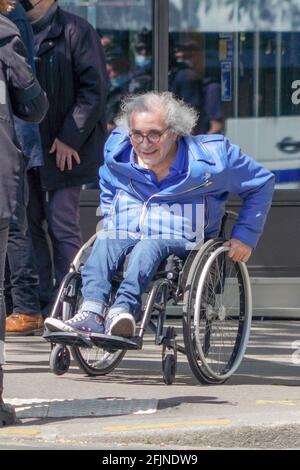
[81,232,189,320]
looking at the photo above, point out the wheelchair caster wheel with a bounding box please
[50,344,71,376]
[162,353,177,385]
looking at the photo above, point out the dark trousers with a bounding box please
[27,169,82,316]
[0,220,9,363]
[5,220,40,315]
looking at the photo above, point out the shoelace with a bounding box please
[106,312,119,324]
[67,311,89,324]
[104,314,118,332]
[105,313,128,331]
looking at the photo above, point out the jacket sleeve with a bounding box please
[57,22,109,151]
[99,163,117,231]
[223,138,275,248]
[8,36,48,123]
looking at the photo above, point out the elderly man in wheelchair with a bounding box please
[44,92,274,384]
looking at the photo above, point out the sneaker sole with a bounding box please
[44,318,76,333]
[109,316,135,337]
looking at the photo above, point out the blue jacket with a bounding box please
[99,129,275,248]
[7,0,44,169]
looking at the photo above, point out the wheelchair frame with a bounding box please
[44,227,252,385]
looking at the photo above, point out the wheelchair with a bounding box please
[44,214,252,385]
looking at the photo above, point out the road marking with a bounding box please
[104,419,231,432]
[0,428,40,436]
[256,400,296,406]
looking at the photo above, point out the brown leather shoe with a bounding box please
[5,313,44,336]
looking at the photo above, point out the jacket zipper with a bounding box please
[136,179,212,236]
[129,180,144,202]
[109,190,122,221]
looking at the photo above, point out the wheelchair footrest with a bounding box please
[43,330,93,349]
[90,333,142,350]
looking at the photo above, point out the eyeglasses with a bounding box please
[129,127,169,144]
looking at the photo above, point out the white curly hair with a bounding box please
[115,91,198,135]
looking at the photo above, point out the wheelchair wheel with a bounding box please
[183,239,252,384]
[71,344,125,376]
[162,353,177,385]
[62,275,126,376]
[50,344,71,376]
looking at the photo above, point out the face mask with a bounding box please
[134,55,151,68]
[110,74,129,89]
[20,0,45,12]
[20,0,34,11]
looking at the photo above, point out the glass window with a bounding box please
[60,0,153,134]
[169,0,300,188]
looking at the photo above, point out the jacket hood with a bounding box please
[0,14,20,42]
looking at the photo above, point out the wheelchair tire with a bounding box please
[71,345,126,376]
[162,353,177,385]
[183,239,252,384]
[49,344,71,376]
[62,276,126,376]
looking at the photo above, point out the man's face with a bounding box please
[130,108,177,168]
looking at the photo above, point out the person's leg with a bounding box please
[4,260,13,316]
[106,239,188,336]
[44,232,138,333]
[81,233,138,309]
[27,169,54,316]
[0,219,18,425]
[45,186,82,291]
[5,219,43,335]
[6,220,40,314]
[0,220,9,378]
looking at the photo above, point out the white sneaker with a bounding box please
[44,317,74,333]
[105,310,136,337]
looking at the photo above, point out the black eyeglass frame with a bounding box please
[129,127,170,144]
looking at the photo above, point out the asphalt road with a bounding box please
[1,319,300,450]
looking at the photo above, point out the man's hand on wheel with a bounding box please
[223,238,252,263]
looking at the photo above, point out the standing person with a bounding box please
[129,29,152,95]
[22,0,109,315]
[105,48,131,134]
[5,0,45,335]
[170,40,223,135]
[0,0,48,424]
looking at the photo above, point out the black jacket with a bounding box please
[34,7,109,190]
[0,15,48,222]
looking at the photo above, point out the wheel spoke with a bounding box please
[183,240,252,384]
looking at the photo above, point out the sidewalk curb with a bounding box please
[1,418,300,449]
